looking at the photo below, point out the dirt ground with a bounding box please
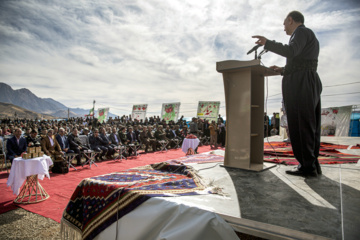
[0,208,60,240]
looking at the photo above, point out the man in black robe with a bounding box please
[253,11,322,177]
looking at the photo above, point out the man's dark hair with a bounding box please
[287,11,304,24]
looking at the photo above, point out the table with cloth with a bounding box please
[60,162,239,240]
[181,138,200,154]
[7,155,53,203]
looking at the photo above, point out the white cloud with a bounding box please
[0,0,359,117]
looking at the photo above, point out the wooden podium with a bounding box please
[216,59,279,171]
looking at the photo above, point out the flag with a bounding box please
[89,108,94,117]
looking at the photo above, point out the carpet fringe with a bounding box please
[60,217,82,240]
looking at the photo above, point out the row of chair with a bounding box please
[0,134,212,173]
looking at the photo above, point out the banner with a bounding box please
[132,104,148,121]
[161,102,180,123]
[96,108,109,123]
[321,106,352,136]
[197,101,220,121]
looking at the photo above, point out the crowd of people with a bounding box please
[0,115,226,172]
[264,112,280,137]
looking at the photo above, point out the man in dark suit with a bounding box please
[25,129,41,147]
[126,127,138,155]
[55,128,74,153]
[146,126,158,152]
[89,129,108,161]
[165,125,176,148]
[127,127,138,143]
[133,125,141,141]
[99,127,116,158]
[109,127,121,146]
[6,128,27,163]
[109,127,128,158]
[253,11,322,177]
[174,125,182,139]
[155,125,169,150]
[68,128,89,165]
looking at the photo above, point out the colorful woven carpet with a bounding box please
[61,162,210,240]
[264,142,360,165]
[167,153,224,165]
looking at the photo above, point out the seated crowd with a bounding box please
[0,115,226,171]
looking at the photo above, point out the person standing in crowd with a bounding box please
[209,121,218,149]
[218,120,226,147]
[264,113,270,138]
[253,10,322,177]
[0,129,3,154]
[189,118,198,136]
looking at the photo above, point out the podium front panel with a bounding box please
[223,69,252,169]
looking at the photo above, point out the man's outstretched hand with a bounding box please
[252,35,267,45]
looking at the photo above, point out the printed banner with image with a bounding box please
[161,102,180,122]
[197,101,220,121]
[132,104,148,121]
[321,105,352,136]
[96,108,109,123]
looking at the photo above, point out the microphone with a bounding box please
[247,44,262,55]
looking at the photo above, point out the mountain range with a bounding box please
[0,82,116,118]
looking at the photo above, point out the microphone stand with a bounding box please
[257,49,268,60]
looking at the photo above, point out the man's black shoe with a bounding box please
[285,168,318,177]
[315,161,322,175]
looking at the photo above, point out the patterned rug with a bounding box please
[264,142,360,165]
[166,153,224,165]
[61,162,211,240]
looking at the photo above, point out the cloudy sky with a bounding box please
[1,0,359,117]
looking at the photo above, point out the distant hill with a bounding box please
[0,83,65,114]
[0,102,55,119]
[0,82,117,118]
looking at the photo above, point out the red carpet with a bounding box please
[264,142,360,165]
[0,146,214,221]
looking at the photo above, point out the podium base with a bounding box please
[220,163,277,172]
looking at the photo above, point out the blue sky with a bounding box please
[1,0,359,117]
